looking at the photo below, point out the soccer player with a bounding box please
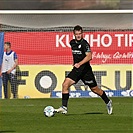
[55,25,113,115]
[1,42,18,99]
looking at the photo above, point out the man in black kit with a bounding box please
[55,25,113,115]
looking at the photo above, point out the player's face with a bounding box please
[74,30,83,41]
[4,44,10,51]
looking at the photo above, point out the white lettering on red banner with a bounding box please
[4,31,133,64]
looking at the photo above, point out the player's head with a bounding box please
[4,42,11,51]
[73,25,83,41]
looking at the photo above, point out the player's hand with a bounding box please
[74,63,81,68]
[7,69,12,74]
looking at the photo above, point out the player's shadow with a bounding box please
[84,112,104,115]
[0,131,16,133]
[67,112,104,116]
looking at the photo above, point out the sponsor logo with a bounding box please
[121,90,133,97]
[85,80,93,84]
[78,45,81,48]
[72,50,82,54]
[54,92,81,98]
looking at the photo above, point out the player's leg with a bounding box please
[62,77,75,106]
[55,67,81,114]
[82,70,113,115]
[90,86,113,115]
[2,72,8,99]
[55,77,75,114]
[90,86,110,103]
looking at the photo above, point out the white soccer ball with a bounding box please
[44,106,55,117]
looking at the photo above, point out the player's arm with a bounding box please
[74,42,92,68]
[74,52,92,68]
[79,51,92,65]
[11,59,18,71]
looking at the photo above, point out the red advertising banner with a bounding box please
[4,31,133,65]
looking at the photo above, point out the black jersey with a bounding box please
[70,38,91,66]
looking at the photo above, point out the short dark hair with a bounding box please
[73,25,83,33]
[5,42,11,47]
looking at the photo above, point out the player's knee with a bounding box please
[91,86,103,96]
[62,82,69,89]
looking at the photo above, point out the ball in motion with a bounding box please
[44,106,55,117]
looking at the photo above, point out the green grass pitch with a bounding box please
[0,97,132,133]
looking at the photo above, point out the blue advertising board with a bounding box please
[51,90,133,98]
[0,32,4,98]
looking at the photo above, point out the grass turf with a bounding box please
[0,97,132,133]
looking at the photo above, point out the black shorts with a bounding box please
[67,65,97,88]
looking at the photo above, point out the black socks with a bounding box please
[62,91,109,107]
[101,91,110,104]
[62,93,69,107]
